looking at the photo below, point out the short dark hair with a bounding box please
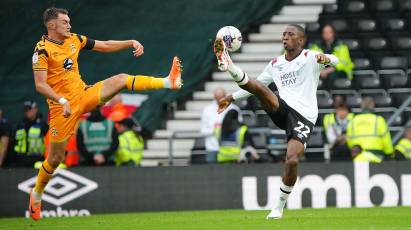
[288,24,306,37]
[43,7,68,26]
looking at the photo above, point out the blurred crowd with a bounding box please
[0,95,145,168]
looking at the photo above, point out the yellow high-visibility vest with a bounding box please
[115,130,144,166]
[395,138,411,160]
[216,125,248,163]
[346,113,394,156]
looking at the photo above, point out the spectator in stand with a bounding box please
[200,87,241,163]
[346,97,394,160]
[0,108,12,168]
[9,101,48,167]
[395,126,411,160]
[115,118,144,166]
[309,24,354,81]
[324,102,353,161]
[77,107,118,166]
[216,110,258,163]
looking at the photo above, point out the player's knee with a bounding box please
[47,152,65,167]
[285,155,300,168]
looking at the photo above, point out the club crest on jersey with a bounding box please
[70,44,76,54]
[63,58,73,70]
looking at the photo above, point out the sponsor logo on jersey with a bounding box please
[63,58,73,70]
[280,71,297,87]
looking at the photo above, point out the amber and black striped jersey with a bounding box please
[32,33,95,104]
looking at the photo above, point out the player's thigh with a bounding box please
[265,98,288,130]
[81,81,106,113]
[285,109,314,152]
[49,104,81,143]
[100,73,128,103]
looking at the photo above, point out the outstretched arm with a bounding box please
[316,53,339,66]
[93,40,144,57]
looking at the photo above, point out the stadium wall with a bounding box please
[0,0,285,130]
[1,162,411,217]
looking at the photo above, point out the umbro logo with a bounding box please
[18,169,98,206]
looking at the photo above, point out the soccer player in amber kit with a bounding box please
[29,7,182,220]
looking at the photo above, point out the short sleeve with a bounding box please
[32,49,48,71]
[76,34,95,50]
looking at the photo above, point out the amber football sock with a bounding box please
[126,75,170,90]
[33,160,56,200]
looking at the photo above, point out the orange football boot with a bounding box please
[29,189,41,221]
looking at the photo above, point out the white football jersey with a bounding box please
[233,49,338,124]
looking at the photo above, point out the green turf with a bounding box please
[1,207,411,230]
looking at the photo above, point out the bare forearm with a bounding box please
[97,40,133,52]
[35,82,64,102]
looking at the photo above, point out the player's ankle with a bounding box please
[32,191,42,201]
[163,77,171,88]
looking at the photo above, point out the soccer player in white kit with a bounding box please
[214,24,339,219]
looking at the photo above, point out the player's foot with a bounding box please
[29,189,42,221]
[167,56,183,89]
[266,208,283,219]
[213,38,232,72]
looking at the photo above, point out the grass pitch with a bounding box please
[1,207,410,230]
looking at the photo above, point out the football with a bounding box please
[216,26,242,52]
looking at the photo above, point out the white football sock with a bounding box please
[32,191,42,201]
[275,181,294,210]
[163,77,171,88]
[227,63,249,85]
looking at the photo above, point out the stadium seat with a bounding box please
[359,89,392,107]
[353,71,380,89]
[331,90,362,108]
[317,90,333,108]
[322,4,338,15]
[241,110,256,127]
[255,110,277,129]
[307,128,324,148]
[391,37,411,56]
[330,77,352,89]
[329,19,350,33]
[377,56,408,69]
[356,19,378,33]
[362,37,388,50]
[399,0,411,12]
[381,73,409,89]
[343,0,367,14]
[305,22,320,34]
[381,18,407,32]
[342,38,361,52]
[388,88,411,107]
[352,57,372,70]
[371,0,397,12]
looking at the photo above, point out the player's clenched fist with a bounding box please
[132,40,144,57]
[315,54,330,64]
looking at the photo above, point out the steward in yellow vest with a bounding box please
[346,97,394,159]
[309,24,354,80]
[115,118,144,166]
[395,126,411,160]
[12,101,48,167]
